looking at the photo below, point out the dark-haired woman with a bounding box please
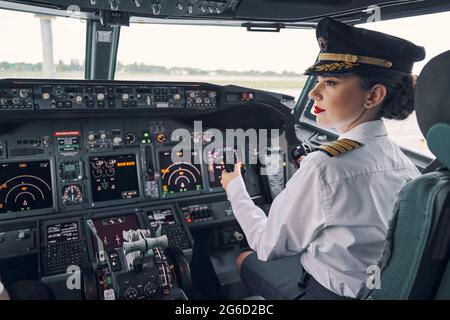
[220,17,425,299]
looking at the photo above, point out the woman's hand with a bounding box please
[220,162,242,191]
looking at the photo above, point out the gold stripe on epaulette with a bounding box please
[317,138,363,157]
[327,142,347,153]
[339,139,362,148]
[317,145,340,157]
[333,140,354,151]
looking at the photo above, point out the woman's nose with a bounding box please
[308,83,322,101]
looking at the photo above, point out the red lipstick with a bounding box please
[313,105,325,114]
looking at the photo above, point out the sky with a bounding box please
[0,8,450,74]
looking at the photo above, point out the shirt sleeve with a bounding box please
[225,156,328,261]
[0,281,9,300]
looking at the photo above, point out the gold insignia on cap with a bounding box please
[315,62,357,72]
[319,53,393,68]
[317,139,363,157]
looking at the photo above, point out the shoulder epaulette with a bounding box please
[317,138,363,157]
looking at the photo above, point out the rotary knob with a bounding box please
[173,93,181,100]
[144,283,157,297]
[97,93,105,101]
[113,136,122,145]
[124,287,138,300]
[42,92,50,100]
[233,231,244,242]
[75,95,83,104]
[121,93,129,101]
[156,133,167,144]
[100,133,107,140]
[124,132,136,144]
[19,89,28,98]
[88,134,95,141]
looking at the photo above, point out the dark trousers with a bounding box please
[240,253,355,300]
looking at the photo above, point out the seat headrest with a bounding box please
[415,50,450,168]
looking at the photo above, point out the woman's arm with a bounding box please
[222,157,328,261]
[0,276,11,300]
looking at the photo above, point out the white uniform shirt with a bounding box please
[226,120,421,298]
[0,281,9,300]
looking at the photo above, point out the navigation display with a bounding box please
[158,150,203,196]
[89,154,140,203]
[0,160,53,214]
[206,147,238,189]
[47,221,80,244]
[92,215,139,252]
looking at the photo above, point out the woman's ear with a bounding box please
[365,84,387,108]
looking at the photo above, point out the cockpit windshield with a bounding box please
[116,23,317,99]
[0,9,86,79]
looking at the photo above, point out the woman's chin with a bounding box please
[315,116,333,128]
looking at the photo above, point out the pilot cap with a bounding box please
[304,17,426,76]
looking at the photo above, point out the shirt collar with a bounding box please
[338,120,388,141]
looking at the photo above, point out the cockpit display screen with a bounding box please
[206,147,238,189]
[89,154,139,203]
[47,221,80,244]
[158,150,203,196]
[92,215,139,252]
[0,160,53,214]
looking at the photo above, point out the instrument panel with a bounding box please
[0,78,295,299]
[0,118,260,219]
[0,79,292,287]
[0,78,294,221]
[0,80,219,112]
[0,79,290,220]
[39,204,194,279]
